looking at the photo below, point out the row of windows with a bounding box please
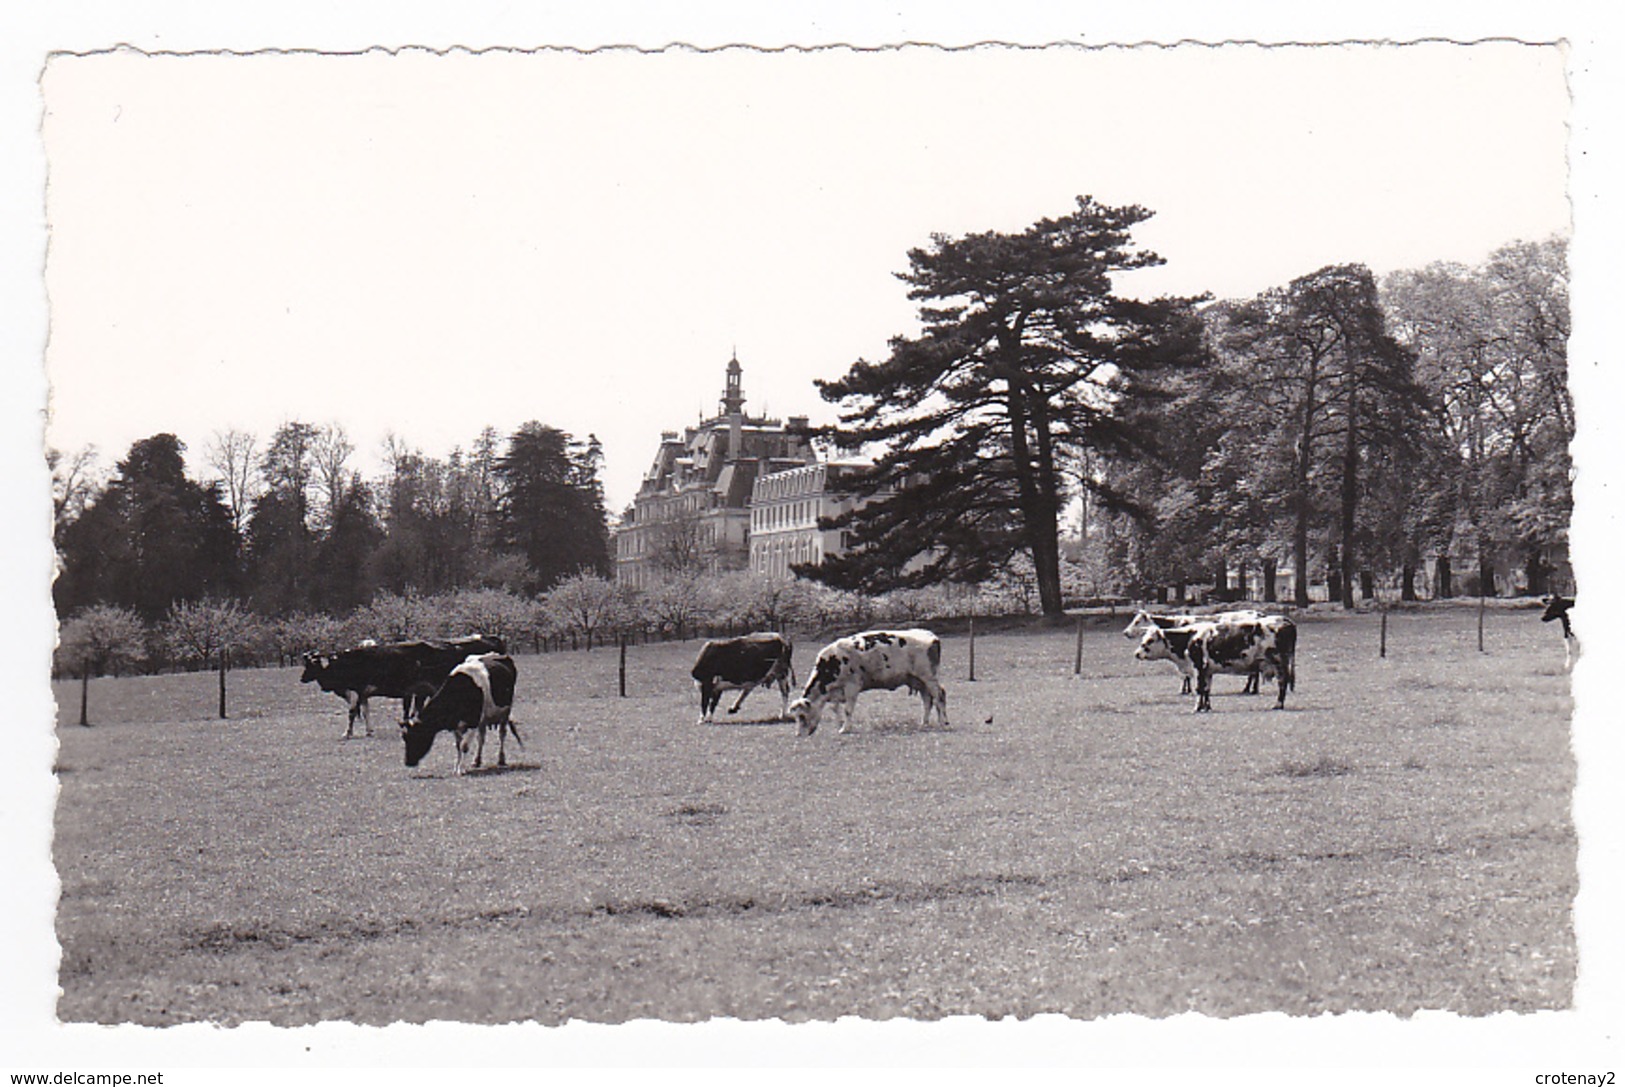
[754,536,822,577]
[752,498,823,531]
[754,467,824,502]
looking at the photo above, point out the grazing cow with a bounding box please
[402,653,520,775]
[788,629,947,737]
[1541,595,1577,668]
[691,632,796,723]
[300,634,507,738]
[1123,609,1268,693]
[1185,618,1298,712]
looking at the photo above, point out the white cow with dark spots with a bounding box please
[402,653,520,775]
[788,629,947,736]
[1124,609,1267,693]
[1185,618,1298,712]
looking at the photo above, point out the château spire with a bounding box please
[721,351,746,416]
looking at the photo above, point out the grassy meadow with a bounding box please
[52,605,1576,1025]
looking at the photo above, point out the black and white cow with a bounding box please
[300,634,507,738]
[1123,609,1268,693]
[1541,595,1577,668]
[402,653,520,775]
[691,632,796,723]
[1184,617,1298,713]
[787,628,947,737]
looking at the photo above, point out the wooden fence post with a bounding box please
[1478,593,1487,653]
[1379,609,1388,659]
[967,616,977,682]
[1074,616,1084,676]
[218,649,229,719]
[618,633,627,697]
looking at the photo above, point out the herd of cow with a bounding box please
[300,635,519,776]
[296,607,1319,776]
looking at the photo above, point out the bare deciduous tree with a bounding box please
[48,444,101,526]
[205,428,261,537]
[311,422,356,530]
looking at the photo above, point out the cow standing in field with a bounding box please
[1541,595,1577,669]
[300,634,507,738]
[1182,617,1298,712]
[1123,609,1267,693]
[402,653,521,775]
[788,629,947,737]
[691,632,796,723]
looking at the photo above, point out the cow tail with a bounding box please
[507,720,524,749]
[928,638,942,671]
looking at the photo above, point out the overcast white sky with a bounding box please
[41,41,1569,513]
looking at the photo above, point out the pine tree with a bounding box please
[810,196,1206,618]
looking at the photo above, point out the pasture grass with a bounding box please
[52,607,1576,1023]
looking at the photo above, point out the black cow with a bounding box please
[1186,618,1298,712]
[300,634,507,738]
[402,653,520,775]
[691,633,796,723]
[1541,595,1577,668]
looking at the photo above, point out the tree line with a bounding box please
[52,194,1572,640]
[802,197,1570,617]
[52,420,613,621]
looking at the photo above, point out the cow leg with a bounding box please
[452,727,467,775]
[1194,668,1213,713]
[935,684,949,726]
[698,681,717,724]
[1244,670,1261,695]
[727,685,755,715]
[472,721,488,769]
[1180,674,1192,695]
[837,695,858,734]
[343,692,363,739]
[496,716,509,767]
[778,677,791,722]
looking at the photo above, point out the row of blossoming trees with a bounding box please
[54,559,1075,720]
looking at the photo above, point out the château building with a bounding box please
[614,355,817,590]
[749,460,888,579]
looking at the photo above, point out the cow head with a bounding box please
[401,719,438,768]
[1541,595,1573,623]
[787,696,821,736]
[299,652,328,682]
[1134,628,1171,662]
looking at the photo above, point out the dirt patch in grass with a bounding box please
[1275,756,1355,778]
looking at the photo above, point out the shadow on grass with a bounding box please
[702,715,792,728]
[462,762,544,777]
[406,761,545,779]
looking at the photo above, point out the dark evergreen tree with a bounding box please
[808,196,1207,618]
[310,472,384,612]
[53,434,238,620]
[496,423,611,590]
[243,487,316,613]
